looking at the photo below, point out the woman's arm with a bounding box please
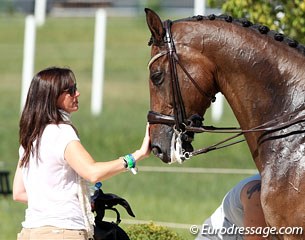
[65,124,151,183]
[13,164,28,204]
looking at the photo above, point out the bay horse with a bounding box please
[145,8,305,239]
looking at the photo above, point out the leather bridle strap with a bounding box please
[147,51,168,69]
[149,106,305,134]
[164,20,187,131]
[148,107,305,156]
[175,59,216,103]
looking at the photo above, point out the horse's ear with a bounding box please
[145,8,165,46]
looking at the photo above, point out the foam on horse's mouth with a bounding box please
[170,131,191,164]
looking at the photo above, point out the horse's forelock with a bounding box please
[148,35,166,47]
[148,37,153,46]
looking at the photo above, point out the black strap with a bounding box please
[164,20,187,131]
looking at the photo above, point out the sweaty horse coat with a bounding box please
[145,8,305,239]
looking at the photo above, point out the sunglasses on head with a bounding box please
[63,83,77,96]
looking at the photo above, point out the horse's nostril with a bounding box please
[152,146,161,156]
[151,145,171,163]
[152,146,165,160]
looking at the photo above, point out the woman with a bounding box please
[13,67,151,240]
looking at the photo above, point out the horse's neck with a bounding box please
[190,20,305,157]
[196,21,305,127]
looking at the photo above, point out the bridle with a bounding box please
[147,19,305,162]
[146,19,239,162]
[147,19,217,127]
[148,20,216,133]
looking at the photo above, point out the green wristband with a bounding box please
[123,154,136,169]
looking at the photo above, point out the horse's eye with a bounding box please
[150,71,164,86]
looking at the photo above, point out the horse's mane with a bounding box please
[187,14,305,55]
[148,14,305,56]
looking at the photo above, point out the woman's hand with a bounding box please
[133,123,151,161]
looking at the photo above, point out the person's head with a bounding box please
[25,66,79,114]
[19,66,80,166]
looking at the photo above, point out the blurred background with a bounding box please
[2,0,303,239]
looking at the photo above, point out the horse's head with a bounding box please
[145,8,218,163]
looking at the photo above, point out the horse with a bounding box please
[145,8,305,239]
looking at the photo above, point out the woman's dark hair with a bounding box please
[19,67,77,167]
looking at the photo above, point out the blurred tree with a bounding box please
[207,0,305,42]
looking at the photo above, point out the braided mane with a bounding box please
[148,14,305,55]
[188,14,305,55]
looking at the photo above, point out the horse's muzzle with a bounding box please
[149,122,195,164]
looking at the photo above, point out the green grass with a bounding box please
[0,13,254,240]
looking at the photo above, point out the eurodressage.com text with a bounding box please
[200,224,303,238]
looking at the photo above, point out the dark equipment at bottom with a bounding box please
[91,184,135,240]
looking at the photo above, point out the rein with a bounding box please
[147,19,305,161]
[148,106,305,157]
